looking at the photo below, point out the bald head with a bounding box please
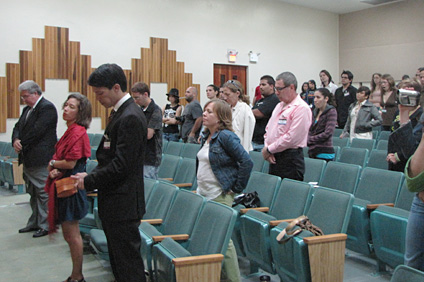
[185,86,198,102]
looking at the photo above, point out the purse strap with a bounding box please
[276,215,308,243]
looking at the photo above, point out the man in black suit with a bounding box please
[72,64,147,282]
[12,80,58,238]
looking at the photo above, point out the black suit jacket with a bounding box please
[84,98,147,222]
[11,96,58,167]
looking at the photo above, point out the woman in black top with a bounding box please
[162,88,182,141]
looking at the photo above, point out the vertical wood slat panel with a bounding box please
[123,69,132,92]
[185,73,193,91]
[45,26,69,79]
[141,48,151,86]
[167,50,176,89]
[0,77,7,132]
[176,62,186,106]
[32,38,45,91]
[192,83,201,104]
[20,50,33,84]
[131,58,143,84]
[68,41,81,93]
[6,63,20,118]
[81,55,97,118]
[160,38,168,83]
[150,38,161,82]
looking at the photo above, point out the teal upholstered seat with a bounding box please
[164,141,184,156]
[239,179,312,274]
[319,161,361,194]
[367,149,389,170]
[370,181,415,269]
[269,187,354,282]
[139,189,205,277]
[346,167,404,256]
[162,157,196,190]
[179,143,200,159]
[332,136,349,148]
[339,147,369,167]
[390,265,424,282]
[158,154,182,181]
[249,150,266,172]
[303,157,326,184]
[152,201,237,282]
[350,138,376,152]
[376,139,388,151]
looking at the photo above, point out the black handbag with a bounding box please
[232,191,260,208]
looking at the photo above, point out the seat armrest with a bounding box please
[86,193,98,197]
[152,234,189,243]
[269,218,295,227]
[366,203,394,210]
[303,233,347,245]
[140,219,163,225]
[161,178,173,181]
[172,254,224,266]
[174,183,192,188]
[239,207,269,214]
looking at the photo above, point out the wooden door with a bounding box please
[214,64,248,96]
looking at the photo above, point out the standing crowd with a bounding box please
[12,64,424,281]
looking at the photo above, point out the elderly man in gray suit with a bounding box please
[12,80,58,238]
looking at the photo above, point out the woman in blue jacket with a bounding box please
[196,99,253,282]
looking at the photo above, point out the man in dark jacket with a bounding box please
[335,70,357,128]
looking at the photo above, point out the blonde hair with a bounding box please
[203,99,233,132]
[222,80,250,104]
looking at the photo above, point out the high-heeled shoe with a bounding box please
[64,276,86,282]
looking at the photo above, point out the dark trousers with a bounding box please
[102,219,146,282]
[269,148,305,181]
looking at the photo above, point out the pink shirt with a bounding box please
[264,95,312,154]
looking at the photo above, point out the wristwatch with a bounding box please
[49,160,56,168]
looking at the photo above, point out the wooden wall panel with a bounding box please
[141,48,151,85]
[20,50,34,84]
[193,84,201,104]
[0,77,6,132]
[6,63,20,118]
[176,62,185,105]
[167,50,176,89]
[150,38,161,82]
[123,69,132,92]
[131,58,143,84]
[159,38,168,82]
[68,41,81,93]
[45,26,69,79]
[32,38,45,91]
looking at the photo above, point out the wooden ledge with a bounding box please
[303,233,347,245]
[269,219,295,227]
[239,207,269,214]
[140,219,163,225]
[366,203,394,210]
[86,193,98,197]
[152,234,189,242]
[172,254,224,266]
[161,178,173,181]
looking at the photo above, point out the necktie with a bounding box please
[108,109,116,124]
[25,108,33,122]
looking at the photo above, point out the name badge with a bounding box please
[344,92,350,96]
[278,118,287,125]
[103,134,111,149]
[381,109,387,113]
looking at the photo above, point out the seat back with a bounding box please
[395,181,414,211]
[378,130,391,141]
[307,187,354,234]
[162,189,205,235]
[391,265,424,282]
[333,146,341,161]
[249,150,266,172]
[339,147,369,167]
[144,181,178,220]
[172,157,196,189]
[270,179,312,219]
[355,167,404,204]
[91,133,103,147]
[86,160,98,173]
[332,136,349,148]
[243,171,281,208]
[165,141,184,156]
[179,143,200,159]
[158,154,182,180]
[376,139,389,151]
[303,158,326,184]
[350,138,376,152]
[162,139,169,153]
[144,178,158,204]
[319,161,361,194]
[187,201,237,256]
[333,128,343,137]
[367,149,389,170]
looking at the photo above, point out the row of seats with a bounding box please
[333,127,391,143]
[162,140,201,159]
[89,180,237,282]
[0,141,24,193]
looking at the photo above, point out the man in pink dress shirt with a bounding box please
[262,72,312,181]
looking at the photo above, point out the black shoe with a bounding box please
[19,226,38,233]
[64,277,86,282]
[33,229,48,238]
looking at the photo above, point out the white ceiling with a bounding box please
[278,0,404,14]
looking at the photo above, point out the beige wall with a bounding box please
[0,0,339,141]
[339,0,424,84]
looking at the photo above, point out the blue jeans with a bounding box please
[163,132,180,142]
[143,165,159,180]
[405,194,424,271]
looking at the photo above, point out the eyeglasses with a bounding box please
[275,85,290,92]
[133,96,142,100]
[341,76,349,79]
[20,93,35,100]
[226,80,241,91]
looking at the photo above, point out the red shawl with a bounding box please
[44,123,91,233]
